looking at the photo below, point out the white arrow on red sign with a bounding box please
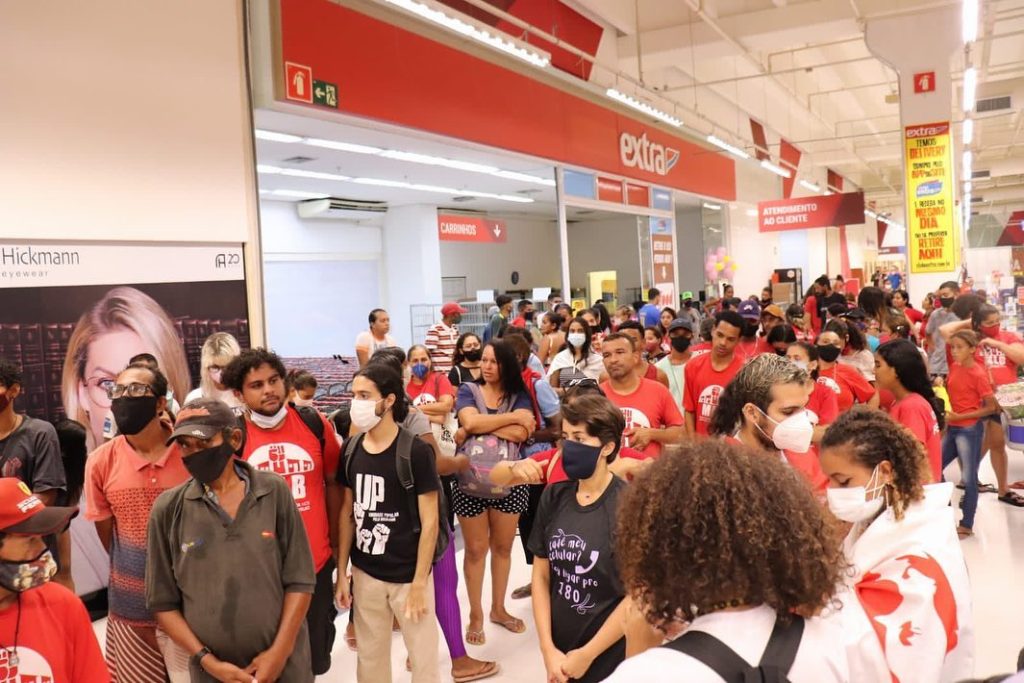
[660,265,668,279]
[493,225,502,238]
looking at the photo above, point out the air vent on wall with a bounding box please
[297,198,387,220]
[976,95,1012,114]
[282,155,316,164]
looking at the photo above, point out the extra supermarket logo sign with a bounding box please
[619,132,679,177]
[906,123,950,138]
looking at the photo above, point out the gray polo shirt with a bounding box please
[145,460,316,682]
[926,308,959,375]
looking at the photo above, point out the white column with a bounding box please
[382,204,442,348]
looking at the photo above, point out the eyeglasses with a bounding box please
[85,376,117,408]
[107,382,156,400]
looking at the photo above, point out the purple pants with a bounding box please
[434,530,466,660]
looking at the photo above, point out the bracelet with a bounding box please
[191,647,212,668]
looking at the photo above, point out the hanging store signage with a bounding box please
[904,122,958,273]
[757,192,866,232]
[437,215,507,243]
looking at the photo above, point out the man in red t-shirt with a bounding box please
[598,334,684,458]
[223,349,342,676]
[511,299,535,329]
[684,311,746,436]
[0,478,109,682]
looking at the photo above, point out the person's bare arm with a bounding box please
[155,610,253,682]
[866,390,880,409]
[938,318,972,341]
[35,490,58,506]
[356,347,370,368]
[95,519,113,553]
[54,529,74,592]
[417,396,454,417]
[403,491,439,623]
[458,408,535,436]
[684,411,696,437]
[948,395,998,422]
[490,458,545,486]
[562,599,629,680]
[981,338,1024,365]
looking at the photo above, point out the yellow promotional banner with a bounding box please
[905,122,959,273]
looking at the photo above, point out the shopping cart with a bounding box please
[994,382,1024,450]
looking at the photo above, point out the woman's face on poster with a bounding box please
[78,328,147,444]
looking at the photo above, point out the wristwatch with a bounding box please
[191,646,212,668]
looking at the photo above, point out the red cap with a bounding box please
[441,302,468,316]
[0,478,78,536]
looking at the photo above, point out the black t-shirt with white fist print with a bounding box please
[338,434,439,583]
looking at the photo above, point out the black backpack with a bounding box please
[237,404,325,455]
[662,615,805,683]
[342,427,451,564]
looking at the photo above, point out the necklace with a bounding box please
[0,594,22,667]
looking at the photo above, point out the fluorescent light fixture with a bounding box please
[964,181,972,193]
[963,150,973,177]
[281,168,352,181]
[962,0,978,43]
[304,138,383,155]
[352,177,533,203]
[257,164,283,174]
[606,88,683,128]
[865,209,878,219]
[963,118,974,145]
[706,135,750,159]
[760,160,792,178]
[702,202,721,211]
[379,150,499,174]
[271,189,330,199]
[799,179,821,193]
[254,129,302,143]
[490,170,556,186]
[258,189,270,195]
[963,67,977,111]
[383,0,550,68]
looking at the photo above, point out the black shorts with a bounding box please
[451,483,530,517]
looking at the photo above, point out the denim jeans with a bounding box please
[942,421,985,528]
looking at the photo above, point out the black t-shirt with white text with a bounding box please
[528,477,627,683]
[338,434,439,583]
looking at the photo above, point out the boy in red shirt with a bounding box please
[684,312,746,436]
[223,348,341,676]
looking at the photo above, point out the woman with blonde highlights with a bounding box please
[62,286,189,450]
[183,331,242,410]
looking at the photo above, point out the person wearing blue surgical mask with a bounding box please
[819,407,975,683]
[527,393,628,683]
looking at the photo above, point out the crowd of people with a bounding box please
[0,272,1021,682]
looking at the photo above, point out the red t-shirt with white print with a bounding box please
[683,352,745,436]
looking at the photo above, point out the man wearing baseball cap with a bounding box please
[146,398,316,683]
[758,304,787,355]
[0,478,109,681]
[736,299,762,361]
[655,318,695,410]
[425,302,467,375]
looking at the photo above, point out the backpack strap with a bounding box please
[394,428,421,535]
[663,631,751,683]
[294,404,326,455]
[235,414,248,454]
[342,432,365,494]
[758,616,804,675]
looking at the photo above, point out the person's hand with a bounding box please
[452,453,471,473]
[979,337,1002,349]
[946,412,961,423]
[561,648,595,680]
[629,428,653,451]
[404,580,428,623]
[932,375,945,388]
[334,575,352,610]
[542,647,569,683]
[512,458,545,484]
[455,428,467,446]
[609,457,651,481]
[245,644,288,683]
[516,412,537,432]
[202,655,255,683]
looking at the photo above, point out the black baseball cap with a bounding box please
[167,398,238,445]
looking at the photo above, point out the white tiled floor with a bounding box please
[92,454,1024,682]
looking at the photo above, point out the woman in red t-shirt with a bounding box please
[786,342,838,445]
[406,344,455,424]
[943,330,998,536]
[875,339,944,482]
[815,330,879,413]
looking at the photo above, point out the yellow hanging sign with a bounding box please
[905,122,959,273]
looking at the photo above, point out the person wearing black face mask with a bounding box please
[655,319,694,410]
[925,281,962,379]
[0,477,109,682]
[148,398,316,683]
[82,361,190,682]
[449,333,484,387]
[528,393,628,683]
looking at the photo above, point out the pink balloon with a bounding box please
[705,266,717,281]
[724,266,735,279]
[716,246,728,258]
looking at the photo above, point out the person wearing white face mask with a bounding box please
[709,354,829,495]
[286,369,319,408]
[820,407,975,683]
[546,318,607,392]
[222,348,343,678]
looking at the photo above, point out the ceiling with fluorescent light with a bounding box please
[254,109,560,217]
[388,0,1023,237]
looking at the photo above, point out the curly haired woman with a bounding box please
[820,407,975,682]
[604,439,849,681]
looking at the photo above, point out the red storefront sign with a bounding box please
[437,215,508,243]
[276,0,735,200]
[596,177,623,203]
[758,192,866,232]
[625,183,650,207]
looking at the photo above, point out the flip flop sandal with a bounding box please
[489,616,527,634]
[999,492,1024,507]
[453,661,500,683]
[956,526,974,538]
[465,628,486,646]
[978,483,998,493]
[511,584,532,600]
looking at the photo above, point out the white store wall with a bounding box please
[567,214,644,304]
[439,216,562,296]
